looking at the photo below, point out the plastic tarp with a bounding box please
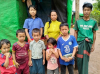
[0,0,27,52]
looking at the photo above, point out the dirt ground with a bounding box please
[69,26,100,74]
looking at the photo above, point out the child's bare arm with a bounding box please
[28,50,32,66]
[42,49,45,65]
[51,49,59,58]
[46,50,52,61]
[25,29,32,42]
[3,53,10,68]
[40,28,43,38]
[58,49,69,62]
[12,51,20,68]
[68,47,77,61]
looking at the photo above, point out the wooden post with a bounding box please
[75,0,79,69]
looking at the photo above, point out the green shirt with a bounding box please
[73,18,98,43]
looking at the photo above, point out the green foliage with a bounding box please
[90,2,100,26]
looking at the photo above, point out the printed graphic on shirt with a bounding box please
[69,42,72,45]
[80,25,93,30]
[18,52,27,56]
[64,45,70,53]
[50,57,57,64]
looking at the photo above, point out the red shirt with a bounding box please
[12,42,29,64]
[0,54,16,74]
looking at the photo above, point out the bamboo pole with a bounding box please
[75,0,80,69]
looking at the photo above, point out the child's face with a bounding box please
[48,43,54,49]
[83,7,91,18]
[29,7,36,17]
[32,32,40,41]
[60,26,69,36]
[0,43,10,54]
[51,12,57,21]
[17,33,26,42]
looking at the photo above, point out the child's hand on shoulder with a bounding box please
[43,59,45,65]
[28,60,32,66]
[15,62,20,68]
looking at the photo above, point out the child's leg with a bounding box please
[37,58,45,74]
[16,67,22,74]
[54,68,59,74]
[67,64,74,74]
[22,61,29,74]
[30,59,37,74]
[47,69,54,74]
[61,65,66,74]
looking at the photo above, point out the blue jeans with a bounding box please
[30,58,45,74]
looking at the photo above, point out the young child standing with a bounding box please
[46,38,59,74]
[0,39,16,74]
[12,29,30,74]
[57,23,78,74]
[29,28,45,74]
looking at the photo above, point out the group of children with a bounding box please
[0,23,78,74]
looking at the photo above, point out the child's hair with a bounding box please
[48,10,58,28]
[0,39,11,49]
[32,28,40,35]
[60,23,69,29]
[47,37,57,46]
[83,3,93,10]
[28,5,38,18]
[16,29,25,36]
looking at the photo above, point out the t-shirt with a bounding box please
[47,48,58,70]
[57,35,78,66]
[30,40,45,59]
[12,42,29,64]
[23,17,44,39]
[44,20,61,39]
[73,18,98,43]
[0,53,16,74]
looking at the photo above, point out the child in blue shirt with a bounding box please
[23,5,44,43]
[57,23,78,74]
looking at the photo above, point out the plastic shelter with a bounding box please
[0,0,73,52]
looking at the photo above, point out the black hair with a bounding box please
[0,39,11,49]
[16,29,25,36]
[28,5,38,18]
[60,23,69,29]
[32,28,40,35]
[83,3,93,10]
[47,37,57,46]
[48,10,58,28]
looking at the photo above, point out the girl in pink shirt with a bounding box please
[46,38,59,74]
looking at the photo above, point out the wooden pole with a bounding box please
[75,0,79,69]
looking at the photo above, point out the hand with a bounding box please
[68,57,73,62]
[91,45,94,52]
[15,62,20,68]
[43,59,45,65]
[28,60,32,66]
[64,58,70,62]
[49,49,53,54]
[51,49,54,53]
[4,52,10,57]
[85,38,90,42]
